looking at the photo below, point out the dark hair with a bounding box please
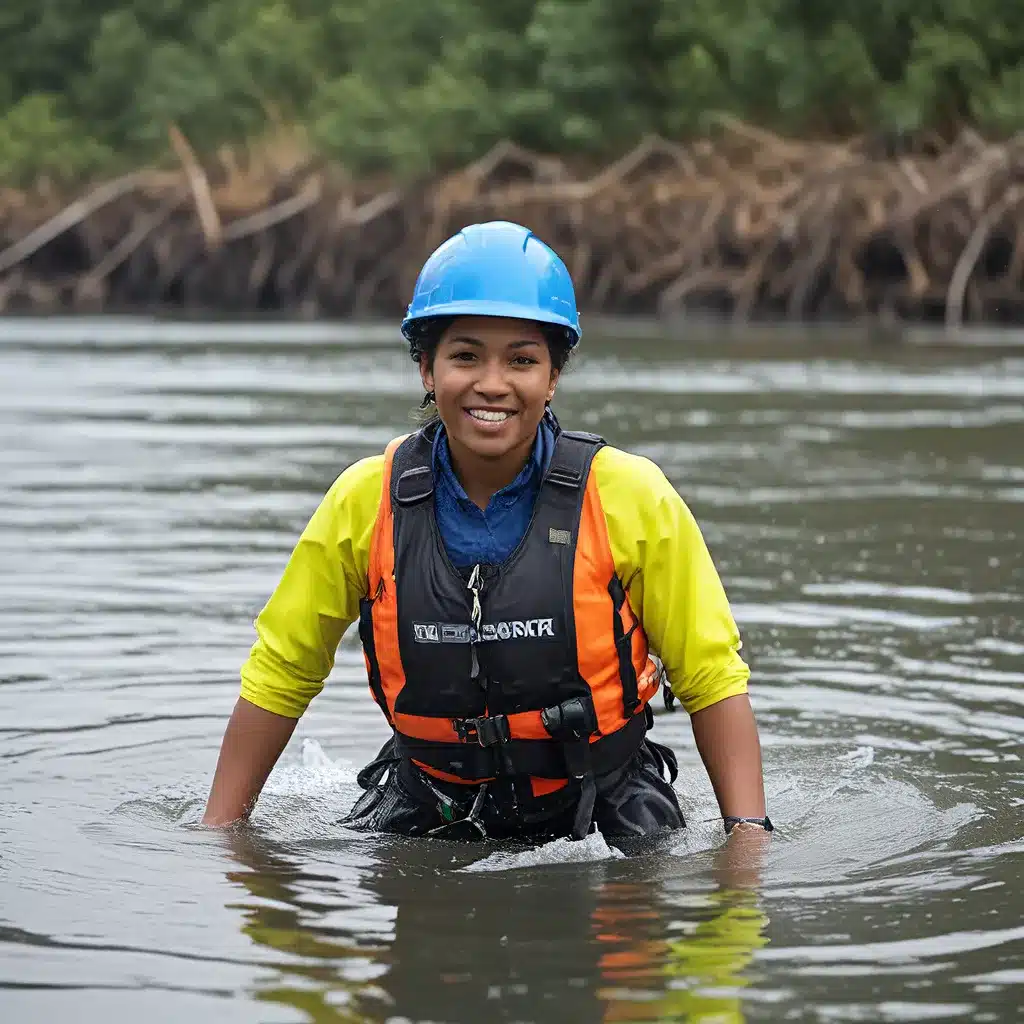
[409,316,575,411]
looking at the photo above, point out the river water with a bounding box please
[1,319,1021,1024]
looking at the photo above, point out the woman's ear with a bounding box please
[547,367,560,403]
[419,353,434,393]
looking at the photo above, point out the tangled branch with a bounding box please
[4,124,1024,325]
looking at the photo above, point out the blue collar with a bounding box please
[431,413,555,513]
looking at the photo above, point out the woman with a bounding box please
[203,221,772,843]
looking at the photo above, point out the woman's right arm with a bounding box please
[201,455,386,827]
[202,698,299,825]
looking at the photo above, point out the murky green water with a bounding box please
[1,319,1022,1023]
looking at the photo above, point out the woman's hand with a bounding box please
[715,821,773,889]
[202,698,298,826]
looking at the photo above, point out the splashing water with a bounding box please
[463,829,627,873]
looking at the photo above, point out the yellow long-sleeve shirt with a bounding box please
[239,444,750,718]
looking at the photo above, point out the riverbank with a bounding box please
[3,121,1024,326]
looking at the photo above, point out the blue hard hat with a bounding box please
[401,221,581,347]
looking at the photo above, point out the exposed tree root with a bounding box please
[4,124,1024,325]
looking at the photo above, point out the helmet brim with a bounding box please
[402,300,580,347]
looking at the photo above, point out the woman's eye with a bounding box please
[448,351,537,365]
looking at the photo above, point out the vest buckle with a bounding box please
[540,696,599,841]
[540,695,598,743]
[453,714,511,748]
[394,465,434,505]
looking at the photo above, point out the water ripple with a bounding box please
[1,327,1021,1024]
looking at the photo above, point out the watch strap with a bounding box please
[724,815,774,835]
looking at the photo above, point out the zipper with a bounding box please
[467,562,484,687]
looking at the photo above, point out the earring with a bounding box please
[419,390,435,409]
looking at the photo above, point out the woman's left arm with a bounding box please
[689,692,766,821]
[595,449,770,837]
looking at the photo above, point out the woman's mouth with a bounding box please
[466,408,513,423]
[464,408,515,431]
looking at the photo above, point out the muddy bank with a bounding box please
[3,122,1024,326]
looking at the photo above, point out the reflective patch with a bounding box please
[479,618,555,641]
[413,619,557,642]
[412,622,440,642]
[413,622,469,643]
[548,527,571,545]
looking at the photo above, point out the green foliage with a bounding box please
[3,0,1024,186]
[0,94,113,186]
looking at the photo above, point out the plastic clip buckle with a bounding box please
[454,715,511,747]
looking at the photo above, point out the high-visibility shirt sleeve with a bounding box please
[592,446,750,715]
[239,454,385,718]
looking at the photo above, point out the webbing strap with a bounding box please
[391,426,436,507]
[358,597,392,725]
[608,575,641,717]
[394,709,648,781]
[541,429,604,491]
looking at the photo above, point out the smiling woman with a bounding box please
[202,221,772,844]
[416,317,569,509]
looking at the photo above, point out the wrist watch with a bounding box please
[724,815,774,835]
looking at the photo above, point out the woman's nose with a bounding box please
[474,357,510,395]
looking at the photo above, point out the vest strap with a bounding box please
[608,575,641,717]
[542,429,603,490]
[358,597,392,725]
[390,423,437,506]
[541,694,600,839]
[394,708,649,781]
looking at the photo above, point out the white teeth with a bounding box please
[468,409,511,422]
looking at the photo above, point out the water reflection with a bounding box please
[221,830,771,1023]
[598,888,769,1024]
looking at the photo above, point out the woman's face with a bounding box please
[421,316,558,463]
